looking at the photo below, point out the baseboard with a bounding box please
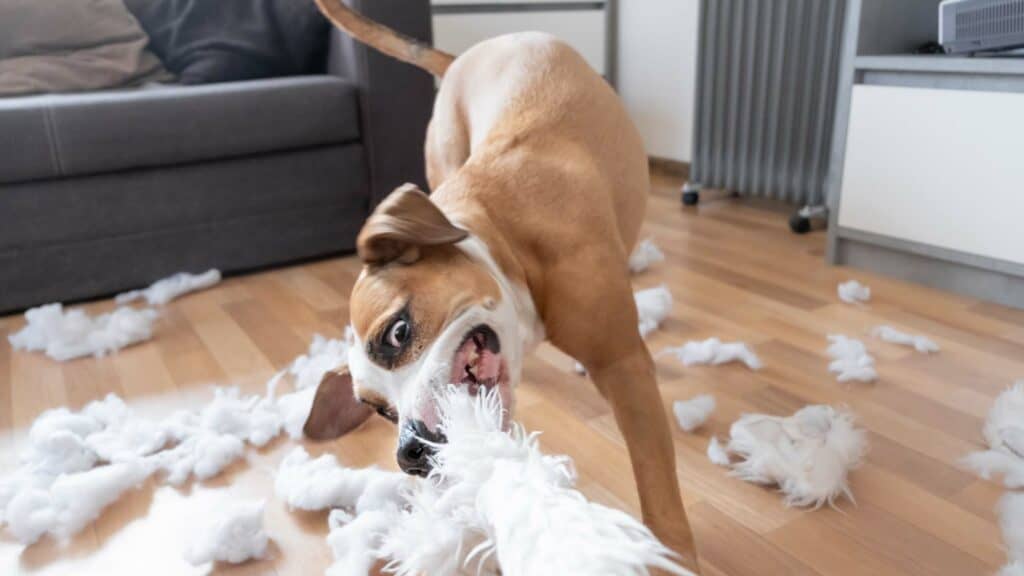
[648,156,689,179]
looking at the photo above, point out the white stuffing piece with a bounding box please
[673,395,716,432]
[115,269,222,306]
[6,460,153,544]
[288,332,352,391]
[628,239,666,274]
[635,285,673,338]
[871,325,939,354]
[999,493,1024,576]
[275,447,412,513]
[706,437,730,467]
[659,338,763,371]
[837,280,871,304]
[826,334,878,383]
[8,303,159,361]
[719,405,868,508]
[962,382,1024,489]
[291,389,695,576]
[184,499,269,566]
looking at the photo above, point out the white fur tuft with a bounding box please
[660,338,762,370]
[837,280,870,304]
[707,437,730,467]
[673,395,716,432]
[871,325,939,354]
[628,239,666,274]
[115,269,221,306]
[184,499,269,565]
[962,382,1024,489]
[722,405,868,508]
[634,285,673,338]
[8,303,159,361]
[826,334,878,383]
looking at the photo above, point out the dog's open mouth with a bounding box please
[450,324,506,395]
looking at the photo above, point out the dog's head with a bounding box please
[307,184,524,476]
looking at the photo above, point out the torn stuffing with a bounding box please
[826,334,878,383]
[635,285,673,338]
[723,405,868,508]
[8,303,159,361]
[1000,492,1024,576]
[6,460,153,545]
[115,269,222,306]
[660,338,763,370]
[275,447,411,513]
[308,388,695,576]
[184,499,269,566]
[871,325,939,354]
[628,239,666,274]
[706,437,730,467]
[837,280,871,304]
[288,333,353,391]
[673,395,716,432]
[962,382,1024,488]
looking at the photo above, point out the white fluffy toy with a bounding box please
[276,389,696,576]
[716,405,868,508]
[962,382,1024,489]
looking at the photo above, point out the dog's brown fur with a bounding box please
[308,2,700,571]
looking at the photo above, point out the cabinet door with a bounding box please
[839,85,1024,265]
[432,10,606,74]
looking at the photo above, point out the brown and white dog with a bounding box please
[303,1,700,570]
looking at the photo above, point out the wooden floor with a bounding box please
[2,170,1022,576]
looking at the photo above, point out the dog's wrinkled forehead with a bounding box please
[350,244,501,373]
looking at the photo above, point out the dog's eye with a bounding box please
[386,319,410,348]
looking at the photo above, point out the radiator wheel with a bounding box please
[789,213,812,234]
[681,183,701,206]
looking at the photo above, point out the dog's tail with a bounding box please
[313,0,455,77]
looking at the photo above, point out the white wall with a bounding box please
[617,0,700,163]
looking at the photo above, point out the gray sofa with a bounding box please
[0,0,435,313]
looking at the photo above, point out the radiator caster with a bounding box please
[789,213,811,234]
[681,183,701,206]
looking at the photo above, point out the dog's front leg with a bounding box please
[589,350,702,574]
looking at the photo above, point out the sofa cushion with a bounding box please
[0,0,172,97]
[0,76,360,184]
[123,0,329,84]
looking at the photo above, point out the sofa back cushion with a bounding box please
[124,0,329,84]
[0,0,172,96]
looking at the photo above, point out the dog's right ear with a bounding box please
[357,184,468,265]
[303,367,374,440]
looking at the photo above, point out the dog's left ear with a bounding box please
[357,183,468,265]
[303,367,374,440]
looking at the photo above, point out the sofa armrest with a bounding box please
[326,0,435,207]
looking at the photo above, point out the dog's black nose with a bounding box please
[397,419,444,476]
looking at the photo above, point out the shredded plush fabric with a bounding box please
[288,332,353,391]
[719,405,868,507]
[962,382,1024,489]
[184,499,269,566]
[706,437,730,467]
[826,334,878,383]
[628,239,666,274]
[284,389,695,576]
[8,303,159,361]
[871,325,939,354]
[999,493,1024,576]
[837,280,871,304]
[659,338,763,371]
[673,395,716,433]
[115,269,222,306]
[635,285,673,338]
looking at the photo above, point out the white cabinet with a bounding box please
[839,84,1024,266]
[431,1,612,79]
